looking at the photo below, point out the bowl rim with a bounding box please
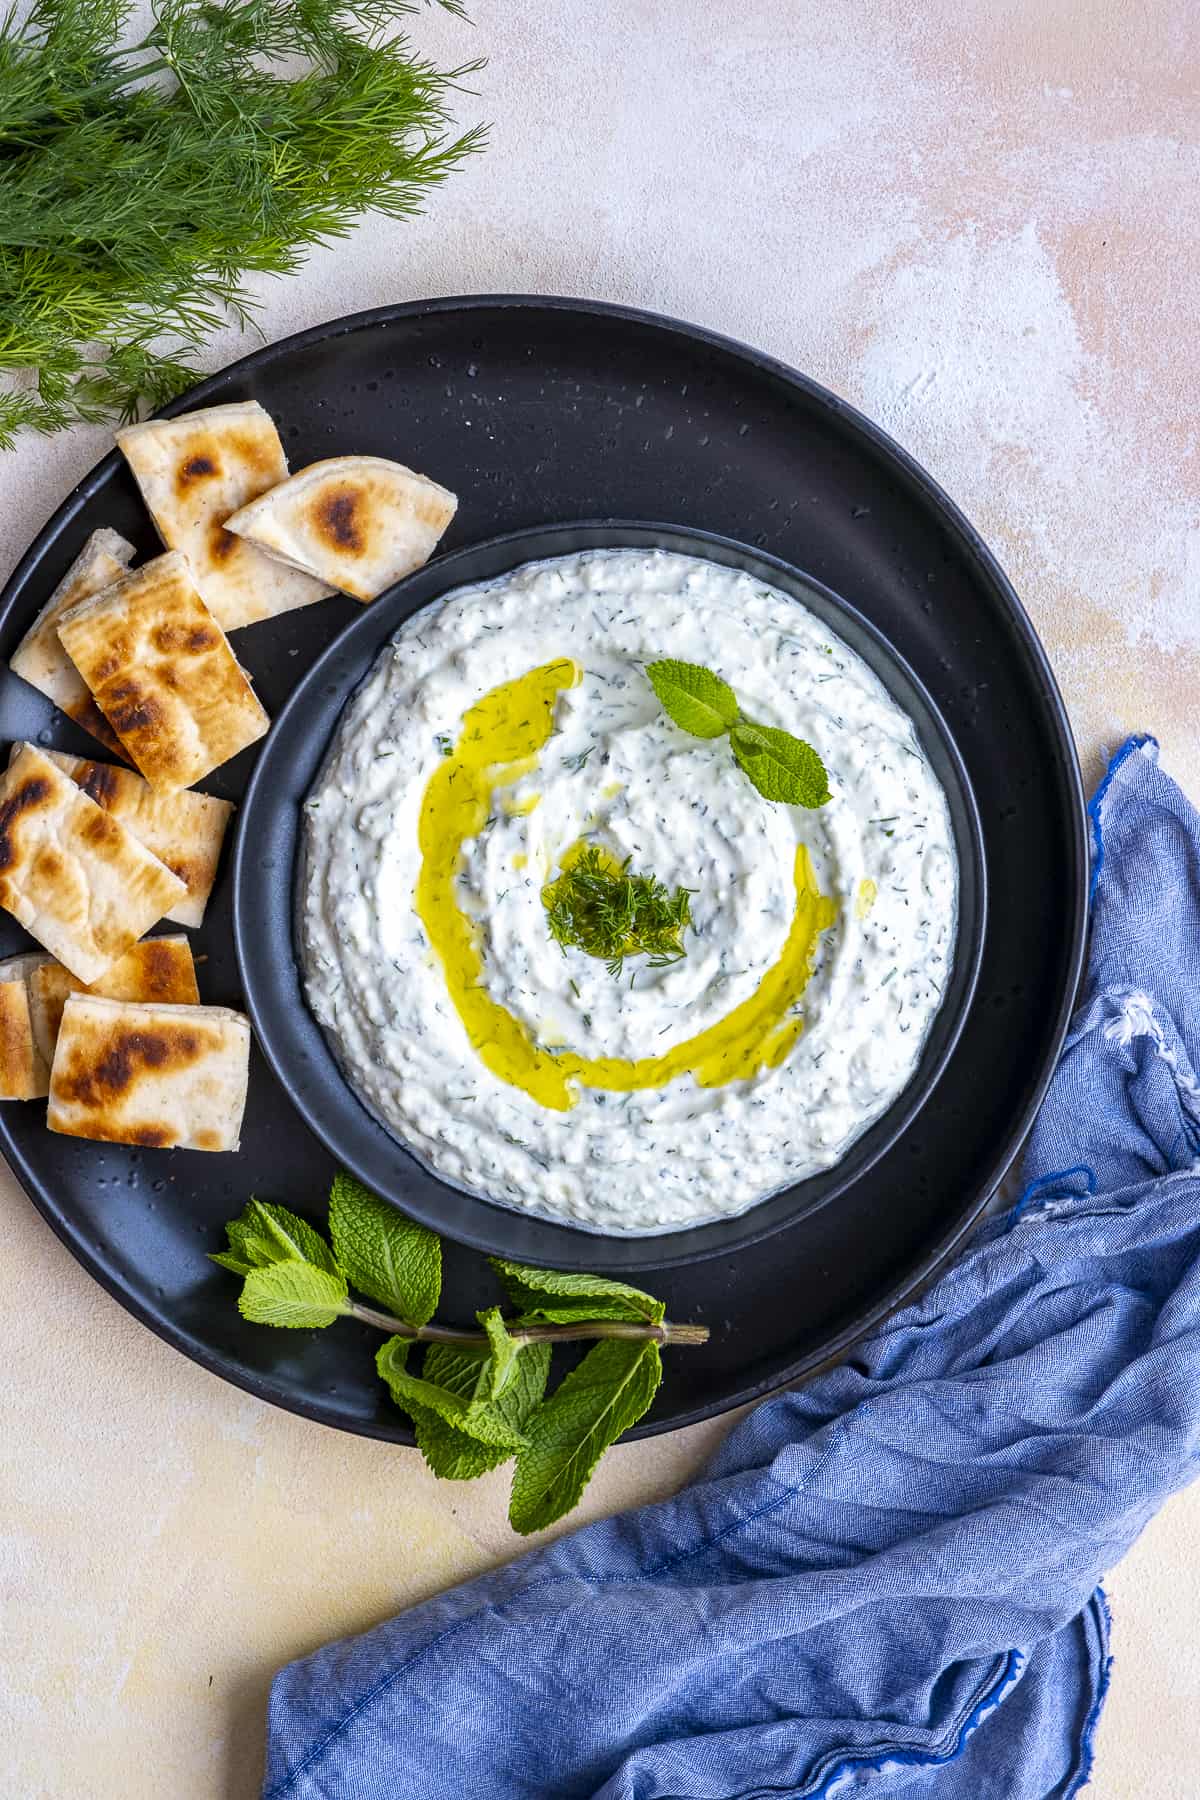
[232,518,988,1270]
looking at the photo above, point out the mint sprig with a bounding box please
[645,658,830,809]
[212,1180,708,1533]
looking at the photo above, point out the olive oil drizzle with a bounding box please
[415,659,838,1113]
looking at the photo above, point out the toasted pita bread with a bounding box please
[0,952,51,1098]
[0,980,41,1098]
[224,455,457,603]
[9,530,135,755]
[34,748,233,928]
[55,552,269,795]
[0,744,186,983]
[47,994,250,1151]
[115,402,332,630]
[28,934,199,1071]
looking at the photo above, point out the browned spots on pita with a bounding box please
[0,775,51,874]
[32,846,62,885]
[77,809,126,857]
[209,522,238,564]
[104,681,165,740]
[58,1021,205,1110]
[312,486,366,555]
[95,628,133,669]
[152,620,219,656]
[74,760,122,809]
[136,938,188,1000]
[65,697,127,759]
[131,1123,172,1147]
[177,452,219,491]
[229,431,278,481]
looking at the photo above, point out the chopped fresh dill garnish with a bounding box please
[561,745,594,773]
[434,733,454,757]
[542,847,693,979]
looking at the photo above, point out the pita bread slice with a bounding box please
[47,994,250,1151]
[28,934,199,1071]
[55,552,270,795]
[34,749,233,928]
[224,455,457,603]
[115,401,332,630]
[0,952,51,1098]
[0,744,186,983]
[9,529,135,755]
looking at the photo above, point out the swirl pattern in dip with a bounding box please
[302,549,957,1234]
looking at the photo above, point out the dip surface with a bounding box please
[301,549,958,1234]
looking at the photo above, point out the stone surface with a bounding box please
[2,0,1197,1793]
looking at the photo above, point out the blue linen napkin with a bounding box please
[264,734,1200,1800]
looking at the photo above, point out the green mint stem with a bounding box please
[346,1299,708,1348]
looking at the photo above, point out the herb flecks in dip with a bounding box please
[302,549,958,1235]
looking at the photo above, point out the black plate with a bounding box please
[235,521,987,1271]
[0,297,1086,1439]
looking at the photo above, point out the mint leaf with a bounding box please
[477,1306,519,1398]
[430,1339,552,1427]
[214,1197,338,1278]
[328,1171,441,1325]
[376,1337,530,1450]
[509,1339,662,1534]
[238,1259,348,1329]
[730,722,831,808]
[211,1249,256,1277]
[408,1406,506,1481]
[646,660,739,739]
[411,1340,552,1480]
[490,1258,666,1326]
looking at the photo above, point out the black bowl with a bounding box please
[233,521,986,1271]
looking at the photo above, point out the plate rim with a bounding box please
[0,294,1088,1439]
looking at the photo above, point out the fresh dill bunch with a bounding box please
[0,0,485,448]
[543,848,694,981]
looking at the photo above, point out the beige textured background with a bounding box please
[2,1,1199,1794]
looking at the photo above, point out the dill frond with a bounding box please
[0,0,485,448]
[543,849,694,981]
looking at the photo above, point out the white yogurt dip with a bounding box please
[302,548,958,1234]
